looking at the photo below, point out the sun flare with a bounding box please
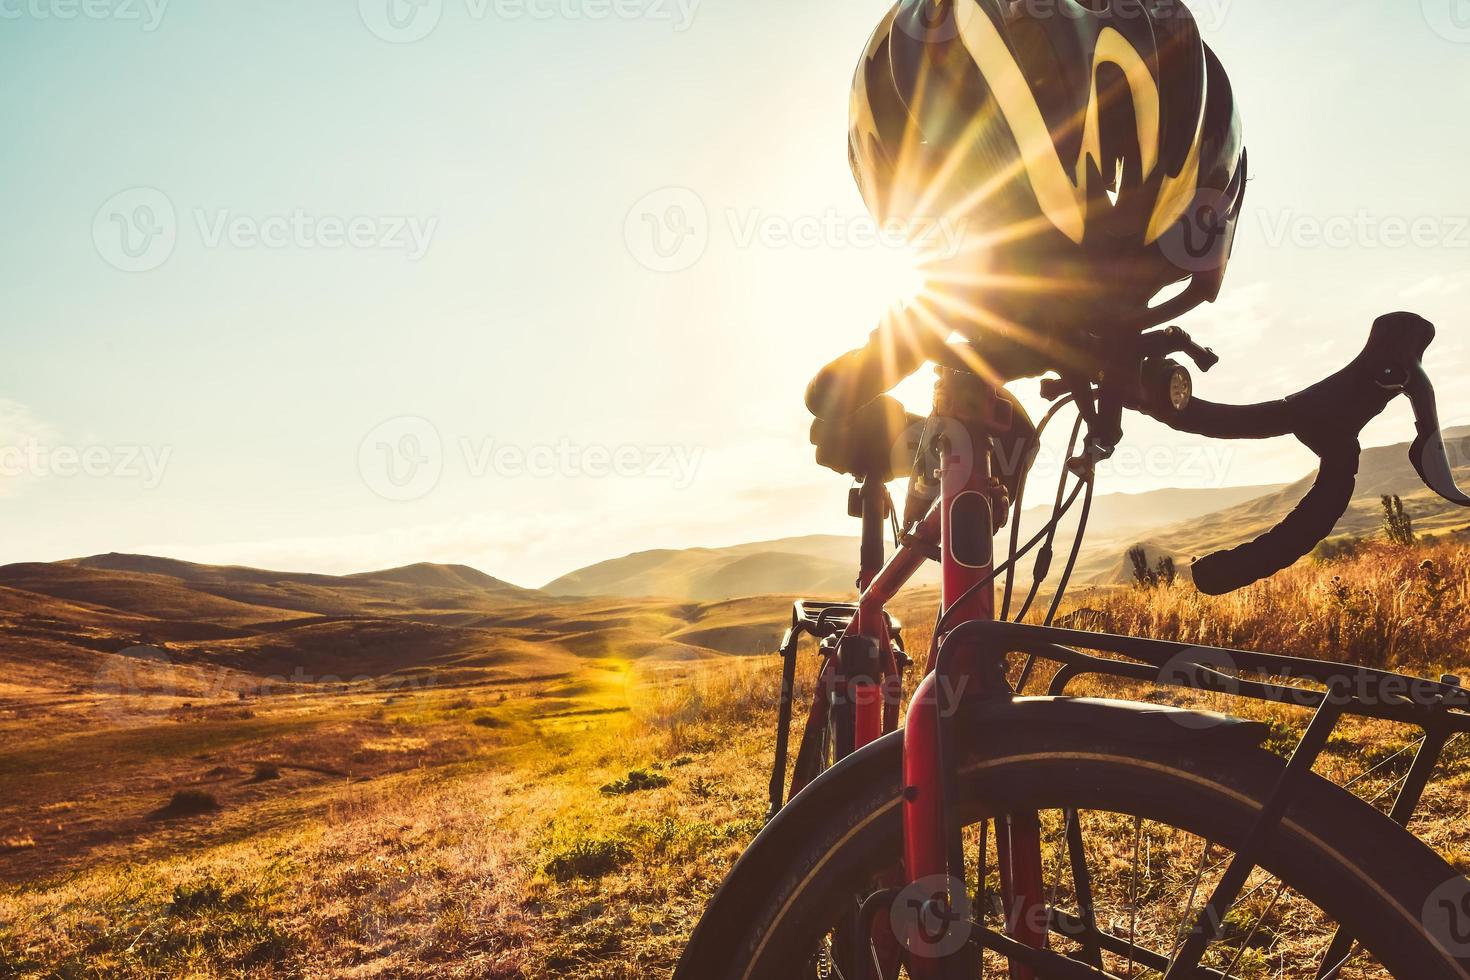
[863,240,931,311]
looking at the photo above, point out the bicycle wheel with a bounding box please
[786,677,860,980]
[678,701,1470,980]
[790,685,844,790]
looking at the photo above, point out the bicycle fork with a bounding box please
[900,372,1046,980]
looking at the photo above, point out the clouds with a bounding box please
[1401,274,1466,299]
[0,400,54,498]
[0,399,51,446]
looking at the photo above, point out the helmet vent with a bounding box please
[1148,277,1192,310]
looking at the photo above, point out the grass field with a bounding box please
[1,541,1468,978]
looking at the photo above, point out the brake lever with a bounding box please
[1140,325,1218,372]
[1149,312,1467,595]
[1403,365,1470,505]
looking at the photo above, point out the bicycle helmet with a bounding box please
[850,0,1247,346]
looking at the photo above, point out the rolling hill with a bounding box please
[5,427,1465,700]
[0,554,797,717]
[1103,428,1470,585]
[546,428,1470,599]
[542,536,881,600]
[543,483,1284,600]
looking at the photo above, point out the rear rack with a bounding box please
[938,620,1470,729]
[933,619,1470,977]
[785,600,904,643]
[766,600,908,820]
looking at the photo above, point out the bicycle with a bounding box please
[675,312,1470,979]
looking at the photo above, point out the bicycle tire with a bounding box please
[790,688,845,792]
[677,706,1470,979]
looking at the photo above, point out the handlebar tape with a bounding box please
[1190,441,1360,595]
[1157,397,1295,442]
[1165,396,1362,594]
[1153,314,1435,593]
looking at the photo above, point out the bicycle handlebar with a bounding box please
[1149,312,1470,594]
[806,309,1467,596]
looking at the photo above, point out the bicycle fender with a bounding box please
[963,696,1270,750]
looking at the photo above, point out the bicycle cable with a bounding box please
[1016,468,1095,692]
[926,474,1089,661]
[1000,394,1077,620]
[887,484,902,551]
[1009,410,1085,625]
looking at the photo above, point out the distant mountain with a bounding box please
[1019,482,1285,538]
[543,536,871,601]
[0,554,538,625]
[0,555,801,705]
[1098,428,1470,586]
[543,483,1286,600]
[345,562,522,592]
[547,427,1470,600]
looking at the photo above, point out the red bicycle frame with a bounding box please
[794,368,1047,979]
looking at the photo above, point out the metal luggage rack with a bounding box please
[781,600,906,648]
[934,618,1470,973]
[766,599,909,819]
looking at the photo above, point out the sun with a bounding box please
[859,239,931,312]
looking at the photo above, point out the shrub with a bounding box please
[249,763,281,782]
[544,836,633,881]
[1126,545,1176,588]
[1312,535,1361,562]
[168,880,229,916]
[1382,494,1416,546]
[151,789,221,820]
[599,769,671,795]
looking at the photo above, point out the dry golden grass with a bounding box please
[1069,538,1470,673]
[1,542,1467,977]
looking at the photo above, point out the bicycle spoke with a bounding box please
[1221,878,1287,977]
[977,818,989,980]
[1313,926,1361,980]
[1126,815,1143,979]
[1341,737,1424,791]
[1364,768,1413,808]
[1166,838,1213,967]
[1315,945,1359,980]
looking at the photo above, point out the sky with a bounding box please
[1,0,1469,587]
